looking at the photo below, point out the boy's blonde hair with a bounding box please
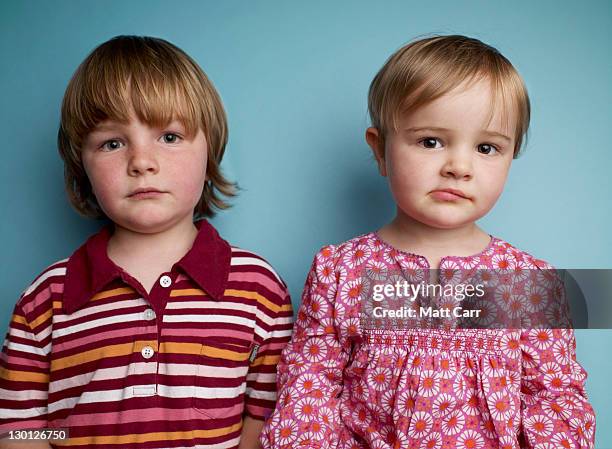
[58,35,236,218]
[368,35,530,157]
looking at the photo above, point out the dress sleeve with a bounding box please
[0,299,51,432]
[244,276,294,421]
[260,247,352,449]
[519,272,596,448]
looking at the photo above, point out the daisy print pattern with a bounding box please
[260,233,596,449]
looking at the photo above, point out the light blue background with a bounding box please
[1,0,611,446]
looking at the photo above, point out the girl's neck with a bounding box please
[378,210,491,268]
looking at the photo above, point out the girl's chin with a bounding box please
[408,213,478,230]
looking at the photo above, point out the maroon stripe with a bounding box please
[0,398,47,409]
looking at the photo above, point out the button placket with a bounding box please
[146,274,173,398]
[133,343,157,397]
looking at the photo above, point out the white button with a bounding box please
[141,346,155,359]
[159,275,172,288]
[144,309,156,320]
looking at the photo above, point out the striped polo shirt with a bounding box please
[0,220,293,448]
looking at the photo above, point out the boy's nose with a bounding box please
[127,145,159,176]
[440,149,473,180]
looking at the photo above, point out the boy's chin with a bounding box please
[112,214,190,235]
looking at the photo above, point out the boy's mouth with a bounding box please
[128,187,165,199]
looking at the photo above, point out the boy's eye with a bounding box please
[161,133,181,144]
[101,140,123,151]
[477,143,498,155]
[419,137,443,149]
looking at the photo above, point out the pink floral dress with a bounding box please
[260,233,595,449]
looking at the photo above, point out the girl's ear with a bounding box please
[365,127,387,177]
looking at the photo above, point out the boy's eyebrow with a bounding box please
[405,126,512,143]
[90,122,123,133]
[91,120,186,133]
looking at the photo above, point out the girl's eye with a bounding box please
[161,133,181,144]
[477,143,498,155]
[101,140,123,151]
[419,137,443,149]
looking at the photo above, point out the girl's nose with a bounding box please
[440,148,473,180]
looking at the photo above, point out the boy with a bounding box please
[0,35,293,449]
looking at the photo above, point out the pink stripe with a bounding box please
[2,354,49,369]
[54,326,156,353]
[21,283,63,316]
[228,272,285,298]
[48,404,243,427]
[262,341,289,351]
[162,328,253,340]
[0,419,48,432]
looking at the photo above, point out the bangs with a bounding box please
[58,35,234,219]
[396,74,517,136]
[370,35,530,156]
[62,36,205,148]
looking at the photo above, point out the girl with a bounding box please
[260,35,595,449]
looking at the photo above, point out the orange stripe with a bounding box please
[30,308,52,329]
[201,345,250,362]
[12,314,27,326]
[225,289,290,314]
[159,342,249,361]
[160,341,201,355]
[0,367,49,383]
[251,354,281,367]
[51,341,157,370]
[91,287,135,301]
[170,288,206,297]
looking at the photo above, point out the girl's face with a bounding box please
[367,79,516,230]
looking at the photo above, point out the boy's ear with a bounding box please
[366,127,387,177]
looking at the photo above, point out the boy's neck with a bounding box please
[378,210,491,268]
[107,217,199,289]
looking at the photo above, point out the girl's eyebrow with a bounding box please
[405,126,511,143]
[405,126,451,134]
[482,130,512,143]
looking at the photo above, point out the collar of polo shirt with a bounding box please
[63,219,231,314]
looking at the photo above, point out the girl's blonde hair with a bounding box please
[368,35,530,157]
[58,35,236,218]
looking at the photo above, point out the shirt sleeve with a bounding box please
[519,273,596,448]
[260,248,352,449]
[244,270,294,421]
[0,298,51,432]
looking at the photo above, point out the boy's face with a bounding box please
[367,79,516,230]
[81,114,207,234]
